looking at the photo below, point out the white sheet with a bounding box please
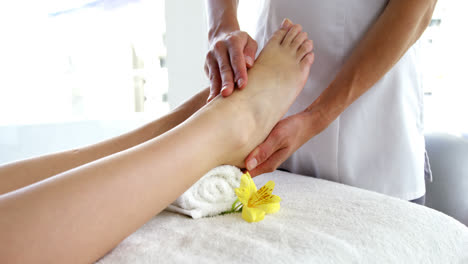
[97,170,468,263]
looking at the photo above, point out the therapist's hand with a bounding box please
[245,110,329,177]
[204,31,258,102]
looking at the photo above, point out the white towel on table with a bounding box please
[165,165,243,219]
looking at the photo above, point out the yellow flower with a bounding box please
[234,172,281,223]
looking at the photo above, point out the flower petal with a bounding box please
[235,187,250,205]
[256,195,281,214]
[257,194,281,205]
[245,172,257,194]
[235,172,256,205]
[242,206,265,223]
[238,172,251,189]
[249,180,275,206]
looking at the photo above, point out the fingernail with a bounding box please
[245,56,254,66]
[246,158,257,171]
[237,78,244,88]
[221,85,229,92]
[281,18,292,29]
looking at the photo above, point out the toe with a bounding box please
[297,39,314,61]
[291,31,308,50]
[281,24,302,46]
[300,52,315,70]
[265,19,295,47]
[269,28,289,45]
[280,18,293,30]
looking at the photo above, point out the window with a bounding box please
[421,1,468,136]
[0,0,168,125]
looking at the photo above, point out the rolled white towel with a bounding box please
[165,165,243,219]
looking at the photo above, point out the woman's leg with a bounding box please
[0,23,314,263]
[0,88,209,195]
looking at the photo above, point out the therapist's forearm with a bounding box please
[304,0,437,125]
[206,0,240,41]
[0,88,209,195]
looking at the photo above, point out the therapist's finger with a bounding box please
[243,36,258,70]
[226,35,249,91]
[205,52,222,102]
[213,42,235,97]
[249,148,290,177]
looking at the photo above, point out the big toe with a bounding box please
[269,18,294,44]
[281,18,293,29]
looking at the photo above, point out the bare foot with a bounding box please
[202,20,314,167]
[206,20,314,167]
[253,21,314,100]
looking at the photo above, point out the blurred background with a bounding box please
[0,0,466,163]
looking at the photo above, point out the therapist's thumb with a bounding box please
[245,135,278,171]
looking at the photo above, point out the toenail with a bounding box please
[281,18,292,29]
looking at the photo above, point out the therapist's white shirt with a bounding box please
[253,0,426,200]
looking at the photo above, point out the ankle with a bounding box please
[204,97,258,167]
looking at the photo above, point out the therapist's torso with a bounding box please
[252,0,426,200]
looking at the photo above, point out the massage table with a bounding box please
[97,170,468,263]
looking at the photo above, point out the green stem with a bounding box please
[231,198,240,211]
[233,202,243,212]
[220,198,244,215]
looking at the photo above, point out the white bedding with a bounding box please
[97,170,468,263]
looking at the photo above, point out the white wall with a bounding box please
[165,0,209,109]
